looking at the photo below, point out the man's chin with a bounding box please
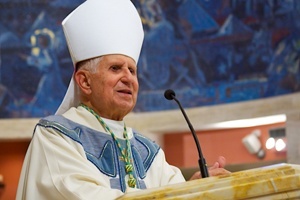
[116,103,135,113]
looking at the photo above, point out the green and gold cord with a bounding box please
[80,103,136,188]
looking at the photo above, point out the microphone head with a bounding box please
[164,89,175,100]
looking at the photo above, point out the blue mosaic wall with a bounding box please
[0,0,299,118]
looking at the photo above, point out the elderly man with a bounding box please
[16,0,230,199]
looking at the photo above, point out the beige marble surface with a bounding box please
[286,112,300,165]
[118,163,300,200]
[0,118,39,140]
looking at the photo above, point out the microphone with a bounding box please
[164,89,209,178]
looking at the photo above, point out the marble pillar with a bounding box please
[286,111,300,164]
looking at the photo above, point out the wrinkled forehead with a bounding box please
[75,54,138,71]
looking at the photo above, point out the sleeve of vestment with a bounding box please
[143,148,186,188]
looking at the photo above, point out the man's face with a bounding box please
[88,54,139,120]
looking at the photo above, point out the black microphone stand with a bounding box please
[170,93,209,178]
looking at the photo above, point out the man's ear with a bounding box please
[74,70,92,95]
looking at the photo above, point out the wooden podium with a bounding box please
[118,163,300,200]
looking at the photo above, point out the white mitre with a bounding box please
[56,0,144,115]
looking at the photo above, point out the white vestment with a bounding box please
[16,106,185,200]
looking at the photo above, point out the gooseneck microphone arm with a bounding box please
[164,89,209,178]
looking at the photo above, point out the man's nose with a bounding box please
[121,69,134,83]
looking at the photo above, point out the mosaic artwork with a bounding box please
[0,0,299,118]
